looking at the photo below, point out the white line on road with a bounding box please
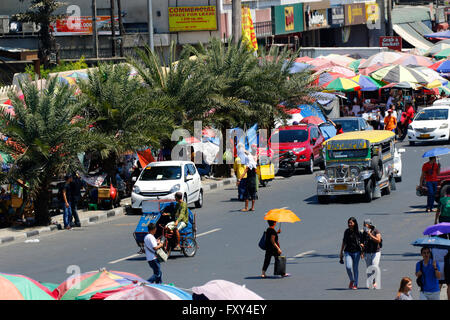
[108,228,221,264]
[288,250,316,261]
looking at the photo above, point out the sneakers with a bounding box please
[352,284,358,290]
[349,281,354,289]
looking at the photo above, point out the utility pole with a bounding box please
[110,0,116,57]
[232,0,242,43]
[92,0,99,58]
[386,0,393,36]
[147,0,154,51]
[117,0,125,57]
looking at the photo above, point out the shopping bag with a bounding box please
[156,248,168,262]
[274,256,286,276]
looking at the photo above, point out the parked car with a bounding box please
[432,98,450,107]
[407,106,450,145]
[131,161,203,213]
[269,124,325,174]
[331,117,373,132]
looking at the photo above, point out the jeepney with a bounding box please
[316,131,401,203]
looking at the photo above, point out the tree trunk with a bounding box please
[33,184,52,226]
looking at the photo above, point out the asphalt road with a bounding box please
[0,140,448,300]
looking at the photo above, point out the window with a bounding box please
[270,129,309,143]
[328,149,369,159]
[140,166,182,181]
[187,164,197,175]
[415,109,449,121]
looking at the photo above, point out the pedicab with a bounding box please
[256,148,275,187]
[133,199,198,258]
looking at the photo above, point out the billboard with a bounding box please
[271,3,303,35]
[50,16,120,36]
[168,6,217,32]
[344,3,366,26]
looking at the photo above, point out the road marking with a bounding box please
[288,250,316,261]
[197,228,221,237]
[108,228,221,264]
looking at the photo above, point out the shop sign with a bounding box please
[50,16,120,36]
[328,6,344,28]
[305,7,329,30]
[366,3,380,29]
[271,3,303,35]
[344,3,366,26]
[379,36,402,51]
[168,6,217,32]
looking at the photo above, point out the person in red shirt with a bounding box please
[399,104,415,141]
[420,156,441,212]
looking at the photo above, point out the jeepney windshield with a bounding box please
[328,149,369,159]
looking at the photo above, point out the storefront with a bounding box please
[269,3,304,49]
[301,1,331,47]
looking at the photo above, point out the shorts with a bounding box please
[244,183,257,201]
[166,221,187,231]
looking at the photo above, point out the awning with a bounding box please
[409,21,433,36]
[393,23,433,50]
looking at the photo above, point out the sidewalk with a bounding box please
[0,176,236,246]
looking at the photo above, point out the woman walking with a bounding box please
[339,217,363,289]
[261,220,288,278]
[394,277,413,300]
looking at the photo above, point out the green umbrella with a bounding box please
[434,47,450,60]
[323,77,361,92]
[348,59,365,72]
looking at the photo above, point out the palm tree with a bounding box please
[77,63,173,184]
[0,77,90,225]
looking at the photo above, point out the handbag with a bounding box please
[258,231,266,250]
[156,248,168,262]
[274,256,286,276]
[416,261,424,291]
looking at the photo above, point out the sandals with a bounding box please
[261,274,266,279]
[241,208,249,212]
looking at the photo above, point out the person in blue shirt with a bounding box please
[415,247,441,300]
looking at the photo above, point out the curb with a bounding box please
[0,177,236,246]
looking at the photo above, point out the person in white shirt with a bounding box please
[351,98,361,116]
[144,223,164,283]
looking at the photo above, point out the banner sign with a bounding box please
[168,6,217,32]
[329,6,344,28]
[305,7,329,30]
[379,36,402,51]
[271,3,304,35]
[50,16,119,36]
[242,7,258,52]
[344,3,366,26]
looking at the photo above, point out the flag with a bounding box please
[137,148,155,168]
[241,7,258,52]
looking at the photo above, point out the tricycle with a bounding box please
[133,200,198,258]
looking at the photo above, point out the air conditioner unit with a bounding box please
[22,22,40,33]
[0,16,9,33]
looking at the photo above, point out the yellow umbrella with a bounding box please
[425,79,449,89]
[264,208,301,223]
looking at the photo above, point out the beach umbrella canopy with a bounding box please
[392,54,433,67]
[54,269,148,300]
[422,147,450,158]
[359,63,390,76]
[315,65,356,78]
[424,42,450,57]
[425,30,450,40]
[348,58,366,72]
[439,86,450,95]
[324,77,361,92]
[312,72,346,87]
[0,273,57,300]
[381,82,420,90]
[411,66,449,83]
[434,47,450,60]
[411,236,450,249]
[370,65,429,84]
[425,79,449,89]
[320,54,355,67]
[423,223,450,236]
[264,208,301,223]
[300,116,324,125]
[104,283,192,300]
[351,75,383,91]
[435,60,450,73]
[295,56,314,63]
[192,280,264,300]
[359,51,404,69]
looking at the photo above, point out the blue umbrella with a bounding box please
[288,62,311,74]
[425,30,450,40]
[422,147,450,158]
[436,60,450,73]
[411,236,450,249]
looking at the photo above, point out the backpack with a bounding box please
[258,231,266,250]
[416,261,425,291]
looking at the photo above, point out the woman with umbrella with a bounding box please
[261,220,288,278]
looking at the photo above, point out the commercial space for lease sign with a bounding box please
[168,6,217,32]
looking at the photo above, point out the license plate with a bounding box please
[419,134,430,138]
[334,184,348,191]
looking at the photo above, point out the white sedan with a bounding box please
[407,106,450,145]
[393,148,405,182]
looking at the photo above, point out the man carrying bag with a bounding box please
[144,223,164,284]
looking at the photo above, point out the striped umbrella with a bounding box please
[0,273,57,300]
[370,65,429,84]
[359,51,405,69]
[392,54,433,67]
[425,78,449,89]
[359,63,390,76]
[351,75,384,91]
[424,42,450,57]
[323,77,361,92]
[315,65,356,78]
[320,54,355,67]
[54,269,148,300]
[434,47,450,60]
[430,59,450,73]
[348,58,366,72]
[312,72,346,87]
[105,283,192,300]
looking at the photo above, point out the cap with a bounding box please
[364,219,374,227]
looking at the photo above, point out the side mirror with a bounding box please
[132,177,137,182]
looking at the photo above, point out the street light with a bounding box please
[148,0,154,51]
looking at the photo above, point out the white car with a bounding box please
[131,161,203,212]
[407,106,450,145]
[432,98,450,107]
[393,147,405,182]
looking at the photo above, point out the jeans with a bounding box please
[70,196,81,226]
[426,181,438,210]
[62,203,72,228]
[147,259,162,284]
[420,291,440,300]
[344,251,360,287]
[238,178,247,200]
[364,252,381,286]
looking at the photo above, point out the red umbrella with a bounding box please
[300,116,324,125]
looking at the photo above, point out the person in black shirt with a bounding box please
[70,173,83,227]
[361,219,382,289]
[339,217,363,289]
[261,220,288,278]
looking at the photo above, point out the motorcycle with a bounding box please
[277,150,296,177]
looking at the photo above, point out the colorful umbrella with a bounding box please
[424,42,450,57]
[295,56,314,63]
[320,54,355,67]
[422,147,450,158]
[434,47,450,60]
[315,65,356,78]
[192,280,264,300]
[300,116,324,125]
[264,208,301,223]
[424,30,450,40]
[348,58,366,72]
[430,59,450,73]
[392,54,433,67]
[423,223,450,236]
[370,65,429,84]
[425,79,449,89]
[104,283,192,300]
[54,269,148,300]
[359,63,390,76]
[439,86,450,95]
[351,75,383,91]
[323,77,361,92]
[312,72,346,87]
[0,273,57,300]
[381,82,420,90]
[411,66,448,83]
[359,51,405,69]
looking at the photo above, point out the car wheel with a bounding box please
[363,179,373,203]
[319,159,325,170]
[195,190,203,208]
[305,157,314,174]
[394,176,402,183]
[409,141,415,146]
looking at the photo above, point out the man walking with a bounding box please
[70,173,83,227]
[420,156,441,212]
[416,247,441,300]
[144,223,163,283]
[62,175,73,230]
